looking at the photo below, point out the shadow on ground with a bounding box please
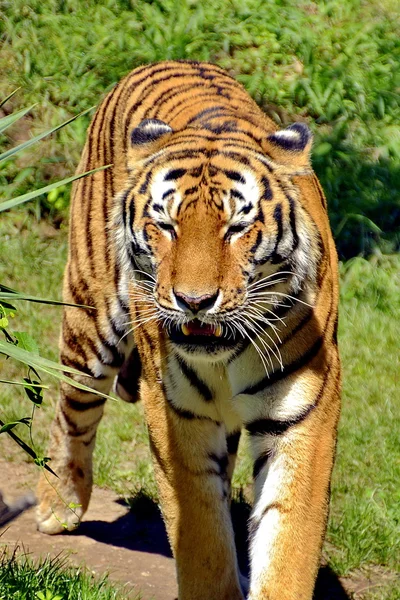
[75,493,350,599]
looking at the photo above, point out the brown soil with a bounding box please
[0,460,177,600]
[0,460,398,600]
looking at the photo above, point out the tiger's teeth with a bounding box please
[181,324,190,336]
[214,325,223,337]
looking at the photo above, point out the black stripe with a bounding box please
[248,502,284,538]
[109,314,128,341]
[242,334,324,395]
[95,328,125,368]
[128,190,135,228]
[239,203,253,215]
[65,397,106,412]
[220,151,251,166]
[184,186,198,196]
[61,356,106,380]
[246,363,333,438]
[286,305,313,340]
[83,431,97,446]
[187,105,229,125]
[332,313,339,343]
[166,399,214,421]
[162,188,174,200]
[253,450,273,479]
[245,403,315,437]
[231,189,245,201]
[175,356,213,402]
[270,203,283,263]
[104,296,128,341]
[139,169,153,195]
[209,452,229,476]
[250,229,262,254]
[224,170,246,184]
[163,380,215,421]
[59,408,101,437]
[226,430,241,455]
[117,347,142,402]
[287,196,299,253]
[261,175,273,200]
[201,121,240,135]
[148,432,169,475]
[165,168,186,181]
[83,173,96,278]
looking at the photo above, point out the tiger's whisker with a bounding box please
[247,271,296,289]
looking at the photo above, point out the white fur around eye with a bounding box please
[235,170,259,205]
[149,169,179,220]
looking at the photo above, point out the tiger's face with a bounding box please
[118,119,319,361]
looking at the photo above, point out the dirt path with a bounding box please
[0,459,398,600]
[0,460,177,599]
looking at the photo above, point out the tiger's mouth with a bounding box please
[167,319,241,348]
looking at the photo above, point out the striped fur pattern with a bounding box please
[36,61,341,600]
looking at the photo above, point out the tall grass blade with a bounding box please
[0,340,112,399]
[0,106,95,164]
[0,88,21,109]
[0,165,111,212]
[0,105,36,134]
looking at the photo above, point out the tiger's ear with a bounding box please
[131,119,173,145]
[131,119,172,151]
[262,123,312,168]
[129,119,173,160]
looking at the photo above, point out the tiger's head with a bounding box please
[116,118,321,362]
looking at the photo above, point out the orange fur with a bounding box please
[37,61,340,600]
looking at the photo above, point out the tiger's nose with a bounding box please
[173,290,219,314]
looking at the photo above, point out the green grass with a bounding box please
[0,548,136,599]
[328,255,400,576]
[1,0,399,257]
[0,215,399,598]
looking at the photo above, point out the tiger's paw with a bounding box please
[36,503,83,534]
[36,474,88,535]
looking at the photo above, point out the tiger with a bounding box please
[36,60,341,600]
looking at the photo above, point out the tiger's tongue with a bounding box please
[185,320,215,336]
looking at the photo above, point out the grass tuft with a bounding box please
[0,547,136,599]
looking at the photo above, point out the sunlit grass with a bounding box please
[0,548,136,599]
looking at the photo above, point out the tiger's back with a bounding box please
[37,61,340,600]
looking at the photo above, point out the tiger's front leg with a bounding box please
[36,303,126,534]
[142,376,244,600]
[243,364,340,600]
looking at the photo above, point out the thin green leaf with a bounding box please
[0,299,17,313]
[0,340,112,399]
[0,291,93,309]
[0,88,21,109]
[0,379,48,389]
[0,165,111,212]
[347,213,382,233]
[0,418,57,476]
[0,104,36,134]
[0,106,95,164]
[0,417,31,433]
[0,284,17,293]
[14,332,39,354]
